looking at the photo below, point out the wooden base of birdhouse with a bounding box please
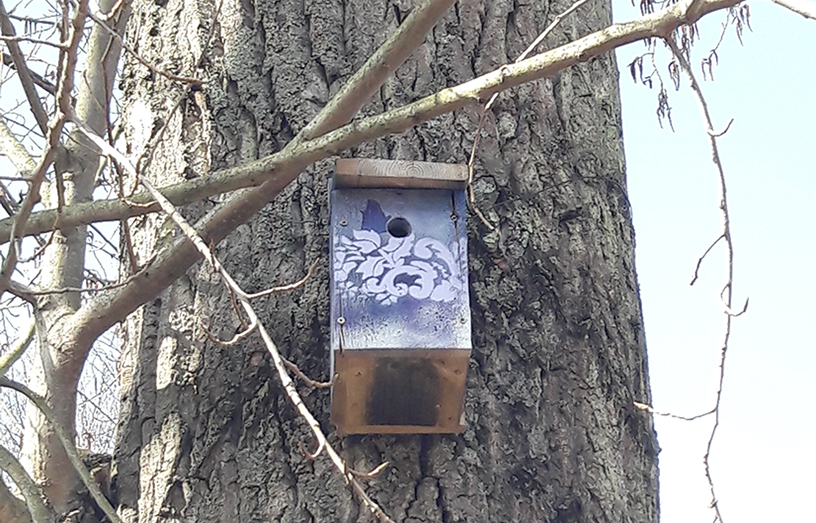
[331,349,469,435]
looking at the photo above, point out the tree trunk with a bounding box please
[114,0,659,521]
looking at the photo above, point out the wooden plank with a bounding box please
[334,158,468,189]
[332,349,468,435]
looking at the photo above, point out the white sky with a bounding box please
[614,1,816,521]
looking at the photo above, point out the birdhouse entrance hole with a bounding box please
[386,217,412,238]
[329,159,472,435]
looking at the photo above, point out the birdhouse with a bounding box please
[329,158,472,434]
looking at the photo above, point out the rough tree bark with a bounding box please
[113,0,659,521]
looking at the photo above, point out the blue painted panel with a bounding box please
[330,186,471,353]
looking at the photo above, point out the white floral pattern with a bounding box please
[334,229,463,306]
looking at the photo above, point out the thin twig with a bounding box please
[245,258,320,299]
[72,119,395,522]
[634,401,715,422]
[23,254,155,295]
[0,377,124,523]
[16,227,58,264]
[85,8,203,86]
[466,0,593,235]
[0,0,88,298]
[708,118,733,137]
[7,14,60,27]
[770,0,816,20]
[466,112,499,234]
[282,356,332,389]
[0,319,35,376]
[200,316,257,346]
[0,442,53,523]
[719,284,748,317]
[1,51,59,94]
[666,34,747,523]
[0,34,66,48]
[0,0,50,134]
[347,460,390,480]
[0,0,748,245]
[690,233,724,285]
[300,436,325,460]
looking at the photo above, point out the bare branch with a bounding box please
[245,258,320,299]
[0,443,51,523]
[633,401,715,421]
[666,34,746,523]
[0,119,37,174]
[708,118,734,137]
[690,233,724,285]
[0,0,89,297]
[0,53,58,96]
[282,356,332,389]
[466,111,498,233]
[771,0,816,19]
[82,115,395,520]
[84,4,201,88]
[0,0,744,246]
[348,460,390,480]
[300,436,325,460]
[0,273,37,304]
[0,377,124,523]
[0,1,50,135]
[0,319,35,377]
[21,0,743,354]
[0,52,58,94]
[7,14,60,28]
[201,258,318,345]
[0,473,33,523]
[300,0,456,140]
[0,34,65,48]
[200,315,257,346]
[22,254,154,295]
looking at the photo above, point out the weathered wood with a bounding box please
[332,349,469,434]
[335,158,468,189]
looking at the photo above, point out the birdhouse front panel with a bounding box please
[329,159,471,435]
[331,188,470,350]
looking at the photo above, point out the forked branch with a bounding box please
[74,122,395,522]
[665,34,746,523]
[0,443,51,523]
[0,377,124,523]
[0,0,49,135]
[0,0,745,245]
[0,0,88,298]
